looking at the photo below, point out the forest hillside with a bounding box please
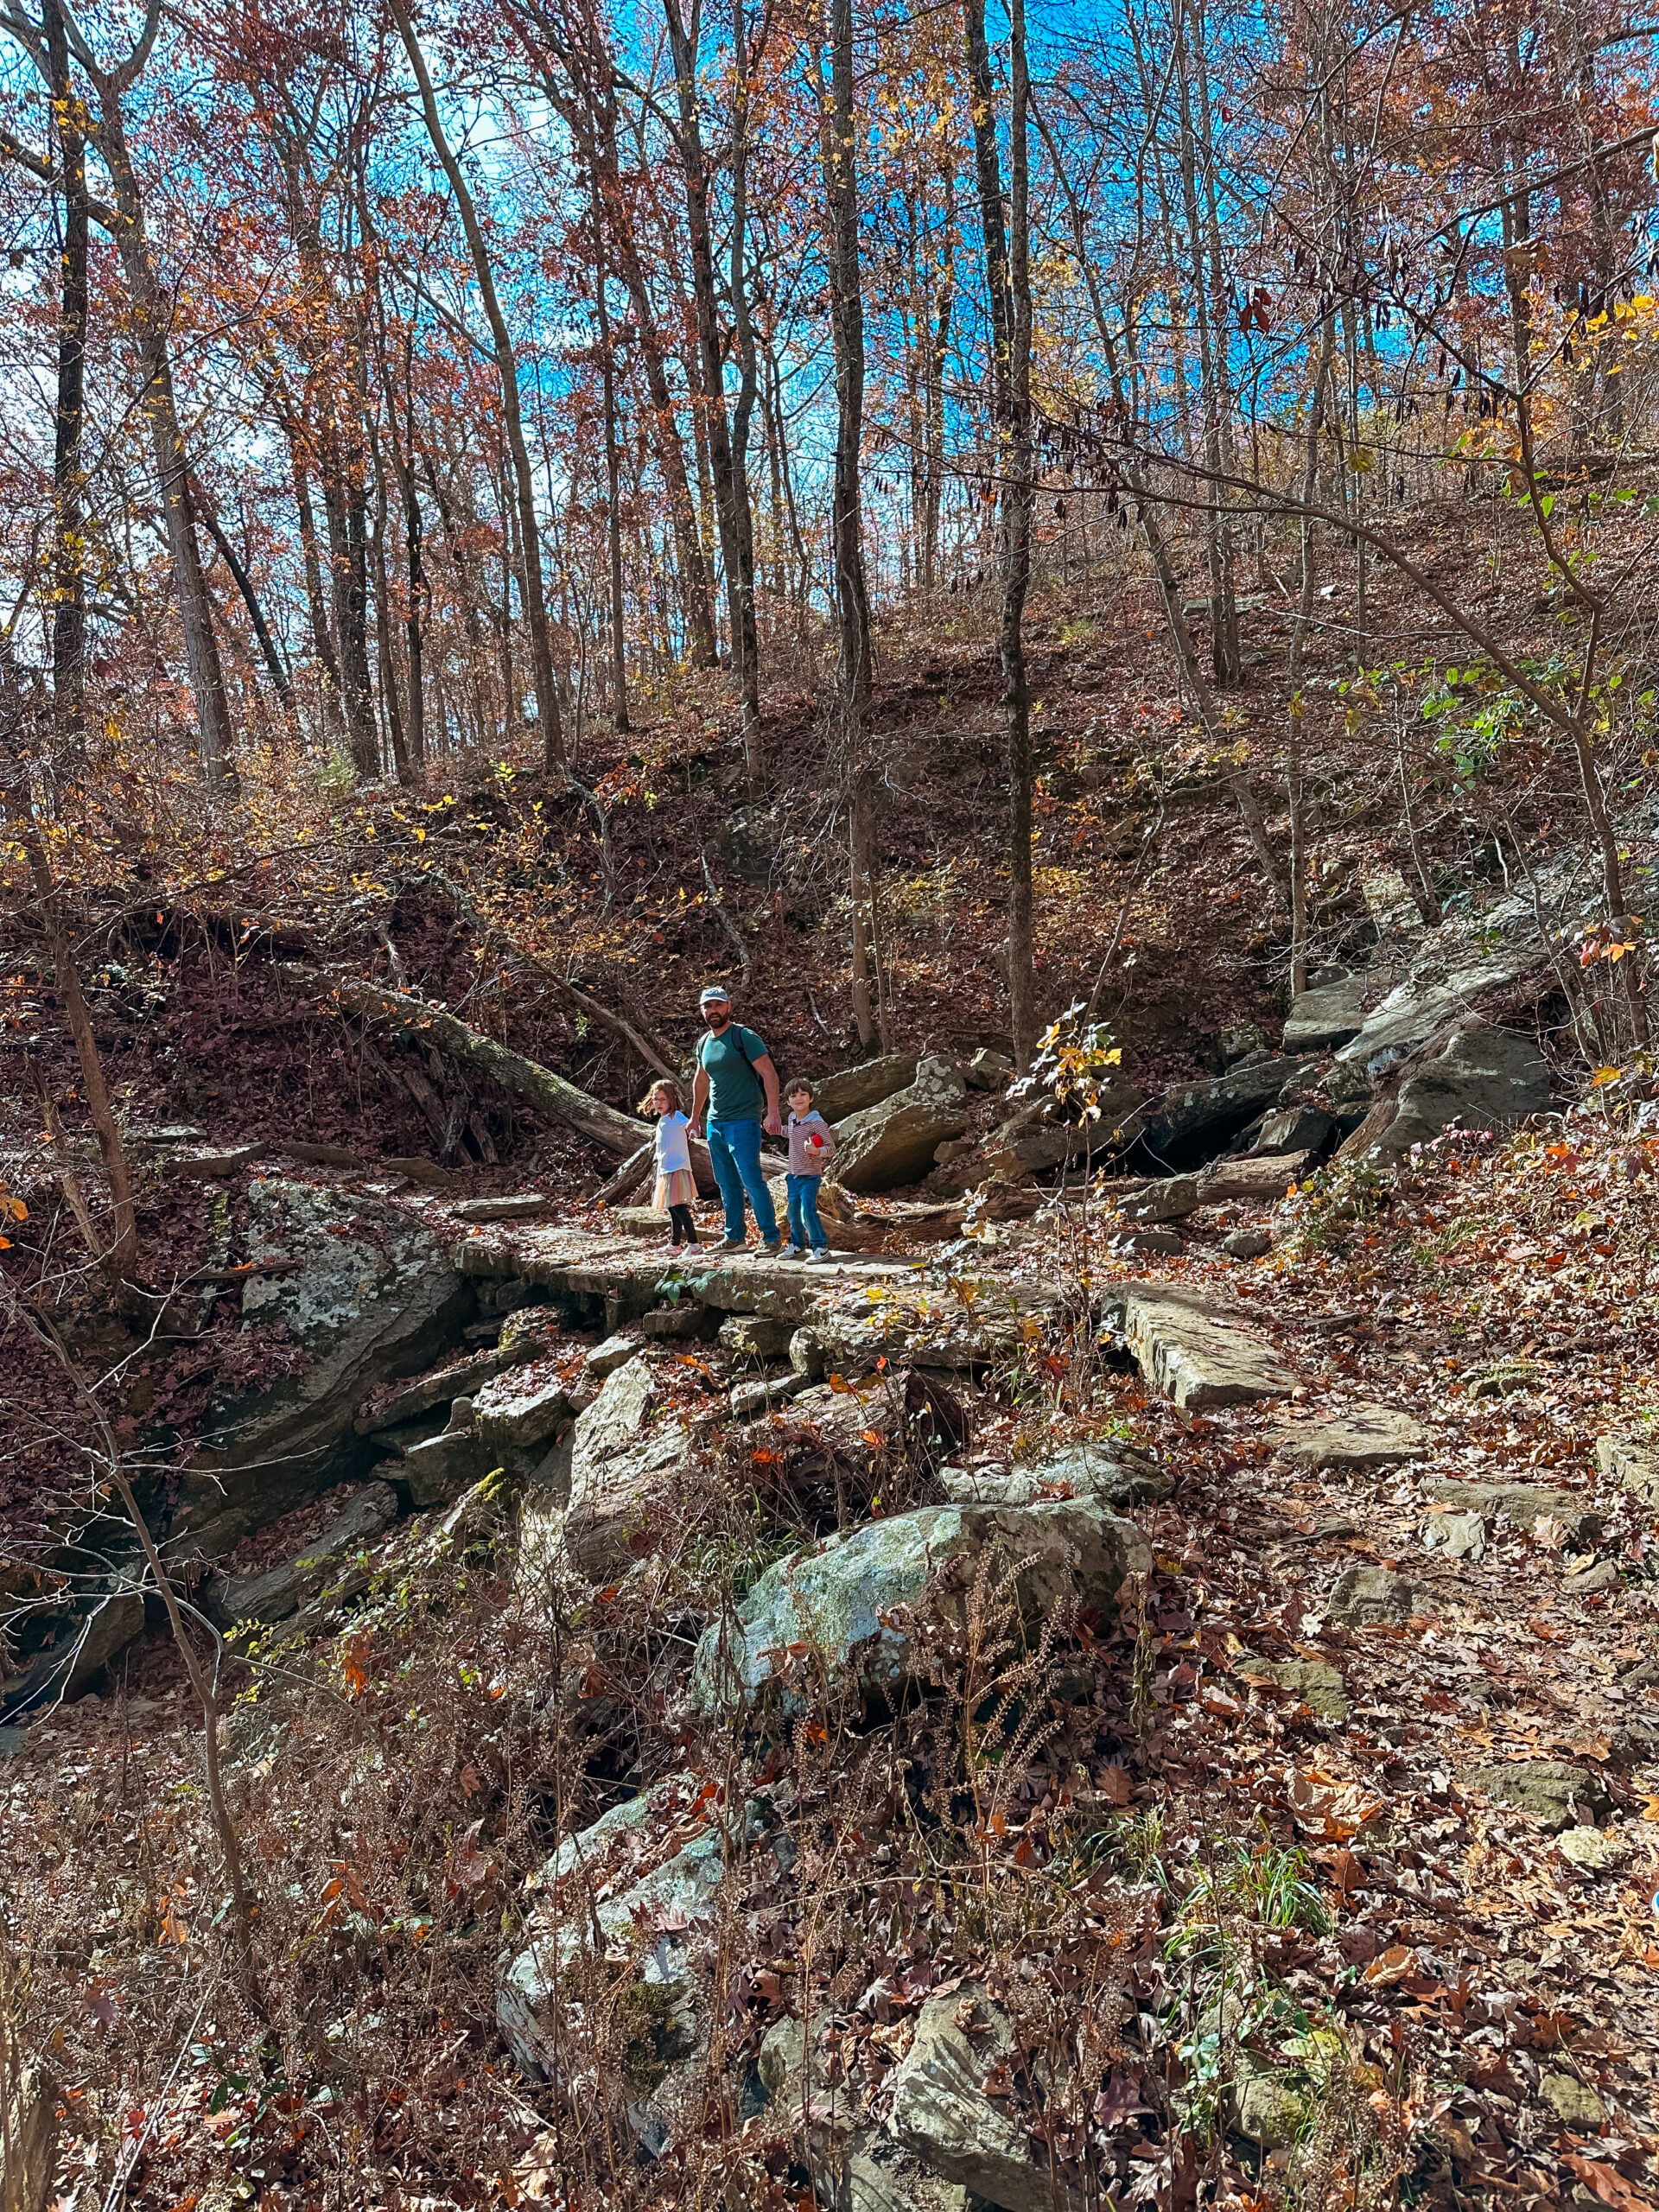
[2,0,1658,2208]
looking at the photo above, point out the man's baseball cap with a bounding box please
[699,985,731,1006]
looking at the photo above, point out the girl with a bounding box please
[641,1077,699,1250]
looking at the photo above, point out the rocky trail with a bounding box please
[3,888,1658,2212]
[5,1073,1659,2210]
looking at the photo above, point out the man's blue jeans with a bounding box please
[785,1173,828,1250]
[707,1116,779,1244]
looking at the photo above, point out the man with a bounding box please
[689,984,783,1254]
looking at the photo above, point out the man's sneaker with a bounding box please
[759,1241,784,1258]
[804,1246,827,1263]
[720,1237,747,1253]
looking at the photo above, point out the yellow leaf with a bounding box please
[1591,1065,1624,1086]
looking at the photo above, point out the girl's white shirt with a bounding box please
[654,1110,693,1175]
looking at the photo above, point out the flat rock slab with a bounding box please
[1121,1285,1296,1410]
[1462,1759,1608,1834]
[472,1358,569,1450]
[1266,1405,1427,1469]
[1596,1433,1659,1502]
[1196,1150,1313,1204]
[456,1222,912,1325]
[1120,1175,1199,1224]
[1240,1656,1350,1720]
[450,1193,553,1223]
[1326,1565,1433,1626]
[584,1332,641,1377]
[1282,972,1370,1052]
[355,1338,539,1434]
[1424,1478,1599,1545]
[941,1442,1173,1511]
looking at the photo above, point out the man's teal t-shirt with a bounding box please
[698,1023,768,1121]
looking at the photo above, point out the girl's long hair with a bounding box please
[639,1076,683,1115]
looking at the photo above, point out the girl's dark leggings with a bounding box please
[669,1203,699,1245]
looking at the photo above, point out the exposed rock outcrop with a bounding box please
[690,1497,1149,1718]
[175,1179,472,1553]
[833,1059,969,1193]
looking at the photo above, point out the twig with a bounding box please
[99,1978,219,2212]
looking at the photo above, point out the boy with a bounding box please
[784,1079,836,1261]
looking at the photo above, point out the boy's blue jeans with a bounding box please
[707,1116,779,1243]
[785,1173,828,1250]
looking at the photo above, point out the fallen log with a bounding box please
[327,976,644,1158]
[592,1141,652,1205]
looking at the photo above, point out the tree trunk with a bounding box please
[963,0,1036,1070]
[289,445,344,723]
[818,0,882,1046]
[923,172,955,592]
[44,0,87,757]
[588,150,630,732]
[500,0,720,671]
[194,498,294,712]
[0,654,138,1284]
[1175,0,1239,687]
[370,447,411,784]
[318,423,378,773]
[390,0,563,769]
[662,0,762,775]
[90,86,234,777]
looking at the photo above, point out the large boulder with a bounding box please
[690,1497,1149,1718]
[175,1179,472,1553]
[64,1586,144,1697]
[499,1778,740,2082]
[834,1059,969,1194]
[1335,912,1546,1077]
[562,1357,694,1574]
[1265,1406,1427,1470]
[471,1357,570,1450]
[1365,1027,1550,1157]
[812,1054,919,1123]
[942,1441,1172,1510]
[1252,1104,1333,1156]
[890,1985,1086,2212]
